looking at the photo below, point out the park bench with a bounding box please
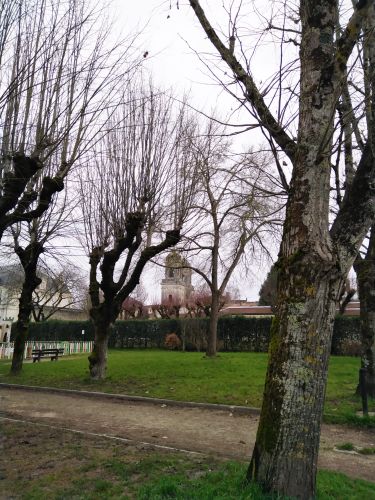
[32,348,64,363]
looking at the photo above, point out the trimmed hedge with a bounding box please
[27,320,95,342]
[332,316,362,356]
[23,315,362,356]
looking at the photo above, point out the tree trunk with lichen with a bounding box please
[188,0,375,497]
[246,2,372,497]
[247,249,344,498]
[354,226,375,398]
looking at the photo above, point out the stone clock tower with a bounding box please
[161,251,194,303]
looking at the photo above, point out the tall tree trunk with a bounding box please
[187,0,375,498]
[246,2,346,493]
[10,243,43,375]
[354,227,375,397]
[88,303,117,380]
[10,274,42,375]
[88,322,110,380]
[247,251,344,499]
[206,292,220,357]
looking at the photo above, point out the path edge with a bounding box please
[0,382,260,415]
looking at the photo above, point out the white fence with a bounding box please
[0,341,93,360]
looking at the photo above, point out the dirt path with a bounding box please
[1,387,374,482]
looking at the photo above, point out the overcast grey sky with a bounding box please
[119,1,279,300]
[117,1,236,112]
[60,1,278,301]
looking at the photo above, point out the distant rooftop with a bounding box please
[220,301,361,317]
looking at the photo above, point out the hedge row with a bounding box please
[24,316,362,355]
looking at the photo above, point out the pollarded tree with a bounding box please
[188,0,375,497]
[79,83,197,380]
[8,185,80,374]
[0,0,138,241]
[1,0,138,374]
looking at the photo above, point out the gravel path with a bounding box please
[1,387,374,482]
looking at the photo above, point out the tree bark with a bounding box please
[188,0,374,498]
[88,303,117,380]
[88,326,110,380]
[247,250,344,498]
[10,284,39,374]
[206,292,220,357]
[354,227,375,397]
[10,244,43,375]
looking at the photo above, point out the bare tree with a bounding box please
[185,287,228,318]
[0,0,140,374]
[343,8,375,397]
[187,0,375,497]
[79,84,197,380]
[354,228,375,396]
[30,266,86,322]
[181,121,281,356]
[0,0,138,241]
[8,183,80,373]
[0,255,85,320]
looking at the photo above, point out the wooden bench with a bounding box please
[32,348,64,363]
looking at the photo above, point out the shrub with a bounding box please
[338,339,362,357]
[164,333,181,350]
[332,316,360,355]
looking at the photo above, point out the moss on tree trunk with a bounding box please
[247,253,343,498]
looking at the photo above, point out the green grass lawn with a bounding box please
[2,420,375,499]
[0,349,374,424]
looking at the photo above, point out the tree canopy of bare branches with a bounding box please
[79,82,198,379]
[181,120,282,356]
[1,0,140,374]
[0,0,139,240]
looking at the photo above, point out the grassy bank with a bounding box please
[1,350,374,424]
[2,420,374,499]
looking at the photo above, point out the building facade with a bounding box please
[0,265,87,332]
[161,251,194,304]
